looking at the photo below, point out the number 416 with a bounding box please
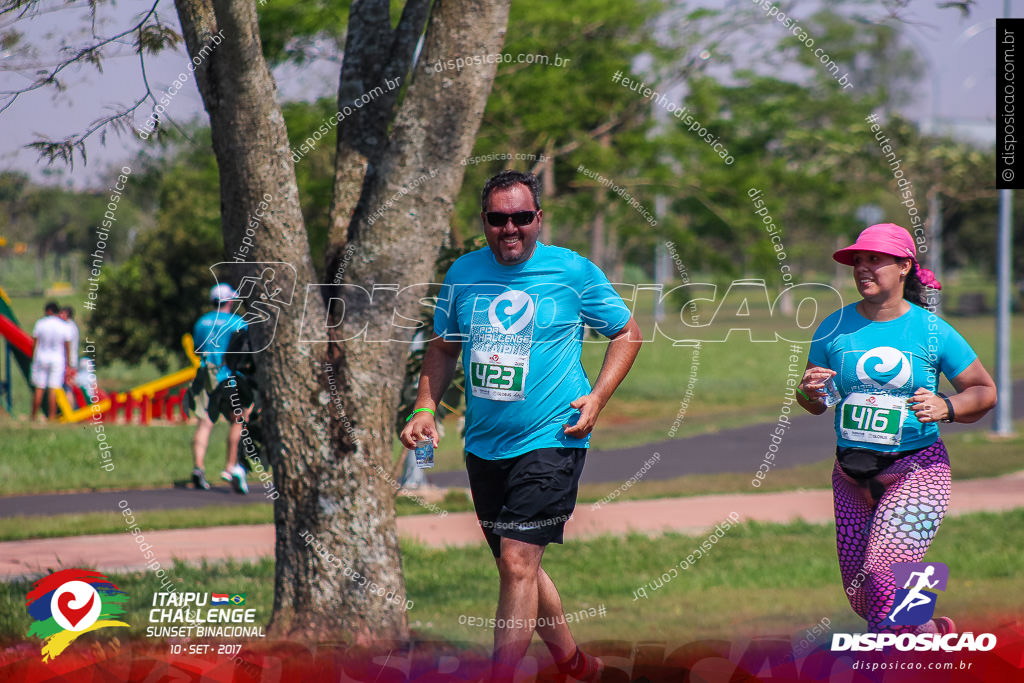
[849,405,889,431]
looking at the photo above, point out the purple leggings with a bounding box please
[832,439,950,634]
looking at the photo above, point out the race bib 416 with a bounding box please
[839,392,906,446]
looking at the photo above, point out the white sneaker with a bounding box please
[230,464,248,494]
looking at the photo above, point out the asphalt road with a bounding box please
[2,380,1019,518]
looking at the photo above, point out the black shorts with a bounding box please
[466,447,586,558]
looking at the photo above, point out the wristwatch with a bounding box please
[937,393,955,423]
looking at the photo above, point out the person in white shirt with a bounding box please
[59,307,79,367]
[31,301,72,421]
[58,306,82,407]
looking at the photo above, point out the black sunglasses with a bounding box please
[485,211,537,227]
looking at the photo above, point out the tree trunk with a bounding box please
[589,204,605,271]
[589,132,611,270]
[324,0,432,277]
[607,219,622,282]
[539,144,555,244]
[175,0,511,644]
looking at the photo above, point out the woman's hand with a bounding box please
[908,388,950,424]
[799,366,835,401]
[797,364,835,416]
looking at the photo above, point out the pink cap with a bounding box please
[832,223,916,265]
[833,223,942,290]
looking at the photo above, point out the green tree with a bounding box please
[89,134,222,369]
[89,102,339,369]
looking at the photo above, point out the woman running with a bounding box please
[796,223,997,634]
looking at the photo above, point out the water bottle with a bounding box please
[820,376,842,407]
[414,439,434,469]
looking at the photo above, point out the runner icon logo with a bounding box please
[832,562,997,653]
[884,561,948,626]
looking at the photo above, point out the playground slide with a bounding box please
[0,286,34,389]
[59,333,201,423]
[0,313,32,357]
[0,285,79,417]
[0,285,201,422]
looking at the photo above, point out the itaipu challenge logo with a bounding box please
[25,568,130,662]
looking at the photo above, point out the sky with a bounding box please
[0,0,1010,190]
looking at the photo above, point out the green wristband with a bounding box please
[796,387,811,401]
[406,407,435,423]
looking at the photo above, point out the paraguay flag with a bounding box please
[211,593,230,605]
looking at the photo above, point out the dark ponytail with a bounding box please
[902,259,941,308]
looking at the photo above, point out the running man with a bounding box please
[797,223,996,635]
[400,170,642,682]
[191,284,250,493]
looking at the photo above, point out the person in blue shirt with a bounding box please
[191,284,249,493]
[797,223,996,637]
[400,171,641,682]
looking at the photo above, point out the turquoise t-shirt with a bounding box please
[434,243,632,460]
[808,302,977,452]
[193,310,248,383]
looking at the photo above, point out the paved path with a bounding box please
[2,472,1022,580]
[2,380,1019,518]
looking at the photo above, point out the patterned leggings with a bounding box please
[832,439,950,634]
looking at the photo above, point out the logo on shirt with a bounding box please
[855,346,912,391]
[487,290,535,336]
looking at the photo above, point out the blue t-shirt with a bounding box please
[434,243,632,460]
[808,303,977,452]
[194,309,248,383]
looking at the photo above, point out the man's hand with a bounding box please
[399,337,460,450]
[399,412,439,449]
[563,317,641,440]
[563,394,605,438]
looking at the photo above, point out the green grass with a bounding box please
[411,510,1024,644]
[0,421,216,496]
[1,510,1020,643]
[0,491,476,542]
[0,505,272,542]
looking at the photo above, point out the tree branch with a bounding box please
[0,0,162,112]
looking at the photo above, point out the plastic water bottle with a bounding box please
[820,377,842,407]
[414,439,434,469]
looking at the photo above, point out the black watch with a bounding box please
[937,392,955,423]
